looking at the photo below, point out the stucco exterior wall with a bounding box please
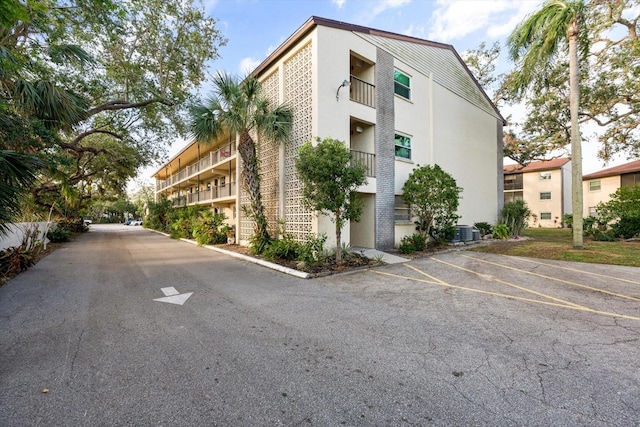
[522,169,565,227]
[583,175,620,217]
[430,82,500,227]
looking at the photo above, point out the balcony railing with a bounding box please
[156,142,236,191]
[169,183,237,207]
[351,150,376,177]
[350,75,375,108]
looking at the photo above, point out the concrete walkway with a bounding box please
[352,247,409,264]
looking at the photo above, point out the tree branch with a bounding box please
[88,98,174,116]
[70,129,124,145]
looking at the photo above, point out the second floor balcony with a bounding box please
[169,182,237,207]
[350,75,375,108]
[351,150,376,177]
[156,142,236,192]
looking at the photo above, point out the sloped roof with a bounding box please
[354,32,502,122]
[504,158,571,174]
[582,160,640,180]
[251,16,505,124]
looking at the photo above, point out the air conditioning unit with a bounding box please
[457,225,473,242]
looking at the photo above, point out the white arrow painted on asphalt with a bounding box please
[154,286,193,305]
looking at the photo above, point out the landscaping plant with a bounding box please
[295,138,367,261]
[499,200,531,237]
[402,164,462,242]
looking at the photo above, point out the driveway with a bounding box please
[1,224,638,426]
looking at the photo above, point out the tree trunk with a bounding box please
[335,209,342,261]
[237,129,269,242]
[568,20,584,249]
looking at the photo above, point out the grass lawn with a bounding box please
[471,227,640,267]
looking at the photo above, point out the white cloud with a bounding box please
[403,23,425,39]
[332,0,346,9]
[360,0,412,24]
[486,1,540,39]
[239,57,262,75]
[427,0,540,43]
[373,0,412,14]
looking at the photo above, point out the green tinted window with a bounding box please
[394,71,411,99]
[395,134,411,159]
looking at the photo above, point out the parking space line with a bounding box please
[496,255,640,286]
[459,254,640,302]
[428,258,586,309]
[374,268,583,309]
[372,269,441,285]
[373,266,640,321]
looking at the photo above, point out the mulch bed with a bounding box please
[216,244,379,275]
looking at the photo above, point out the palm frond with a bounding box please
[508,0,585,94]
[48,44,95,66]
[241,76,261,103]
[34,80,89,127]
[189,102,224,143]
[0,150,41,235]
[256,99,293,144]
[212,71,240,106]
[0,44,21,78]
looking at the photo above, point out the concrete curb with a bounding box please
[147,229,310,279]
[199,242,310,279]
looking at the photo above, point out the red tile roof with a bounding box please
[504,158,570,174]
[582,160,640,180]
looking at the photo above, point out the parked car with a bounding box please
[130,219,142,226]
[83,219,92,225]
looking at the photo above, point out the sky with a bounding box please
[142,0,631,185]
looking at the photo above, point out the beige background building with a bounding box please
[583,160,640,217]
[503,159,572,227]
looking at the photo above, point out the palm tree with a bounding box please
[190,72,293,248]
[508,0,586,249]
[0,150,41,235]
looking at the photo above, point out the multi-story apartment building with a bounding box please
[503,158,572,227]
[152,16,505,250]
[583,160,640,217]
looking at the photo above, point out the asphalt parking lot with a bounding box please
[332,250,640,322]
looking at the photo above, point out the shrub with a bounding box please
[297,233,328,269]
[168,205,206,239]
[474,222,493,236]
[492,223,510,239]
[399,233,427,254]
[589,229,618,242]
[145,197,173,232]
[583,216,614,241]
[596,185,640,223]
[428,213,460,244]
[56,220,87,234]
[192,211,227,246]
[596,186,640,239]
[500,200,530,236]
[0,246,37,277]
[610,217,640,239]
[402,164,462,240]
[263,235,300,261]
[46,226,71,243]
[249,233,272,255]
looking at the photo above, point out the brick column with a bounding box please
[374,48,395,250]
